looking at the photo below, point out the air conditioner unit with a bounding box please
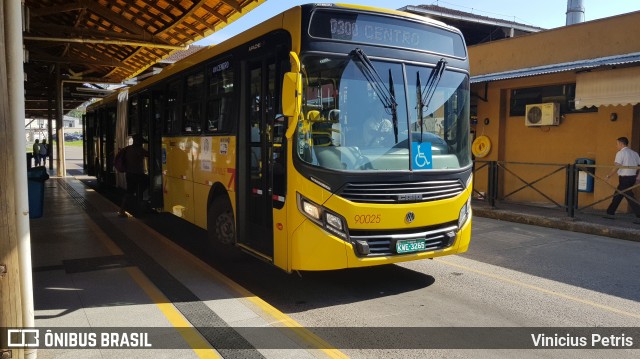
[525,103,560,126]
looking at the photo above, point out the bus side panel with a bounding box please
[164,137,194,181]
[455,218,472,254]
[285,167,337,271]
[163,137,195,223]
[193,183,209,229]
[192,136,238,229]
[273,205,288,270]
[164,176,195,223]
[290,221,349,271]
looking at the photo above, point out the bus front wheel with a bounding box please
[208,196,236,245]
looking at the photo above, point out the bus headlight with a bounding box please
[458,197,471,229]
[297,193,347,239]
[325,212,343,231]
[302,200,321,220]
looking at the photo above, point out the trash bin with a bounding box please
[575,158,595,193]
[27,166,49,219]
[27,152,33,169]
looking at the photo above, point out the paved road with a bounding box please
[130,213,639,359]
[252,219,639,358]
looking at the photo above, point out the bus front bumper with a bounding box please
[290,216,472,271]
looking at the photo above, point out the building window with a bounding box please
[510,83,596,116]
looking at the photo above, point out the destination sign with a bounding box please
[309,11,466,57]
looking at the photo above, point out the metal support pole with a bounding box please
[567,164,576,218]
[565,164,571,212]
[48,95,53,171]
[488,161,497,208]
[55,64,66,176]
[6,0,36,358]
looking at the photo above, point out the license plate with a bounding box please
[396,239,426,254]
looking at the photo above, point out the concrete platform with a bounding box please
[28,175,344,359]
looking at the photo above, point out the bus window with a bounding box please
[128,96,139,135]
[164,80,180,135]
[249,66,262,178]
[183,71,204,134]
[206,60,234,133]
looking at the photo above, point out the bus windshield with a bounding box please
[297,54,471,172]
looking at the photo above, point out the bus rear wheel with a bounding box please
[208,196,236,245]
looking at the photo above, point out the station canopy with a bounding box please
[23,0,264,119]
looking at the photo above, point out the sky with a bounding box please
[195,0,639,46]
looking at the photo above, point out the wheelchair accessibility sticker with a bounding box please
[412,142,433,170]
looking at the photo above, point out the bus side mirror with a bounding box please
[282,72,302,118]
[283,51,302,119]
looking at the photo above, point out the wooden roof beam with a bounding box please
[180,21,205,38]
[24,35,188,50]
[190,14,218,33]
[84,1,149,36]
[126,2,172,32]
[220,0,242,13]
[157,0,209,36]
[30,0,151,37]
[142,2,178,23]
[30,2,85,17]
[201,5,228,23]
[29,23,163,44]
[28,52,136,72]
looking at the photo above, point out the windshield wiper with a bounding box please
[350,48,399,143]
[420,58,447,116]
[416,72,424,139]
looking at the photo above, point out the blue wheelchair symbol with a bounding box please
[412,142,432,170]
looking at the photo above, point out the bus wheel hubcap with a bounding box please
[216,211,235,244]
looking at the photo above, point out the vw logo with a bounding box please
[405,211,415,223]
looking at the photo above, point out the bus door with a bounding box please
[148,90,164,209]
[240,55,281,258]
[85,112,96,176]
[99,107,116,186]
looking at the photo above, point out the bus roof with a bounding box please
[89,4,463,109]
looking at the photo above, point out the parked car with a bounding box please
[64,133,82,141]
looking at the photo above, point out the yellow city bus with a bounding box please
[85,4,472,272]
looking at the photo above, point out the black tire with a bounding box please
[207,196,236,245]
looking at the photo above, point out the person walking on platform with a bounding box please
[604,137,640,224]
[40,139,49,167]
[118,134,149,218]
[32,139,41,166]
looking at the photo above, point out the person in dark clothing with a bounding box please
[118,134,149,217]
[40,139,49,166]
[33,139,41,166]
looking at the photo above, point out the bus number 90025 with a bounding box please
[354,214,381,224]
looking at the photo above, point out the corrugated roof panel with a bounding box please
[471,52,640,83]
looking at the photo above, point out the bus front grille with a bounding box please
[339,180,464,203]
[349,223,458,257]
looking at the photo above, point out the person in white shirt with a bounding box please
[604,137,640,223]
